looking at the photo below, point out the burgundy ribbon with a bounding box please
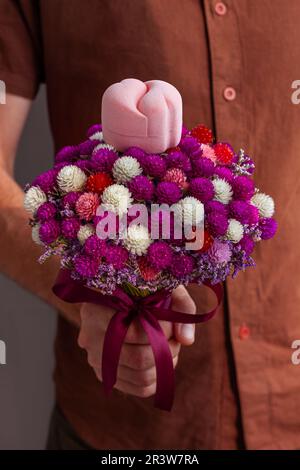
[53,269,223,411]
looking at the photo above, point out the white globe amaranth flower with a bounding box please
[112,156,142,184]
[92,143,116,154]
[212,178,233,204]
[226,218,244,243]
[123,224,152,255]
[24,186,47,215]
[101,184,133,216]
[89,131,103,141]
[77,224,95,244]
[251,193,274,218]
[173,196,204,226]
[57,165,87,193]
[31,224,43,245]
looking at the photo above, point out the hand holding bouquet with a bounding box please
[24,79,276,409]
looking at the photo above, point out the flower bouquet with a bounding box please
[24,79,276,410]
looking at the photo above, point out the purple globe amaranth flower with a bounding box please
[125,147,146,164]
[156,182,181,205]
[259,218,278,240]
[105,245,129,269]
[164,151,191,172]
[239,235,255,255]
[232,176,255,201]
[54,161,68,171]
[55,145,79,164]
[229,200,259,225]
[74,254,99,278]
[86,123,102,138]
[84,234,106,258]
[206,212,229,236]
[39,220,60,244]
[205,200,228,216]
[61,217,80,240]
[36,202,57,221]
[63,191,81,209]
[142,154,166,178]
[78,139,98,156]
[214,166,234,183]
[147,241,173,270]
[75,159,93,172]
[33,169,57,193]
[91,149,118,172]
[170,254,195,278]
[208,240,232,264]
[191,157,215,177]
[189,177,214,203]
[179,135,199,155]
[129,175,154,201]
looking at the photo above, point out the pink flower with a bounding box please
[163,168,187,189]
[76,192,99,221]
[200,144,217,163]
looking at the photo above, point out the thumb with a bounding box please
[171,285,196,346]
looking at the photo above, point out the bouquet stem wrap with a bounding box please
[53,269,223,411]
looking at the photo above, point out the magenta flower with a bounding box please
[61,217,80,240]
[156,182,181,205]
[170,254,195,278]
[39,220,60,244]
[232,176,255,201]
[33,169,57,193]
[129,175,154,201]
[36,202,57,221]
[147,241,173,270]
[206,212,229,236]
[239,235,255,255]
[142,154,166,178]
[74,254,99,278]
[189,178,214,203]
[84,235,106,258]
[259,218,278,240]
[105,245,128,268]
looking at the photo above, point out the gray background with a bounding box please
[0,87,56,449]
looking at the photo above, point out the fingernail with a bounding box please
[180,324,194,341]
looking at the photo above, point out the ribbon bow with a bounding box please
[53,269,223,411]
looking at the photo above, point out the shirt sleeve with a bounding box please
[0,0,44,99]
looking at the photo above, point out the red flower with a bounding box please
[138,257,161,281]
[86,172,112,193]
[213,143,234,165]
[191,124,213,144]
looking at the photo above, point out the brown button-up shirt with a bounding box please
[1,0,300,450]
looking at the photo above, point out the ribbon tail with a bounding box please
[140,311,175,411]
[102,309,132,395]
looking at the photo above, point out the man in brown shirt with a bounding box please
[0,0,299,450]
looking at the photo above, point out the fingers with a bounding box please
[86,338,180,372]
[125,318,173,344]
[79,302,174,347]
[94,356,179,398]
[172,285,197,346]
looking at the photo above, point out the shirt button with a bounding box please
[215,2,227,16]
[239,324,250,340]
[223,86,236,101]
